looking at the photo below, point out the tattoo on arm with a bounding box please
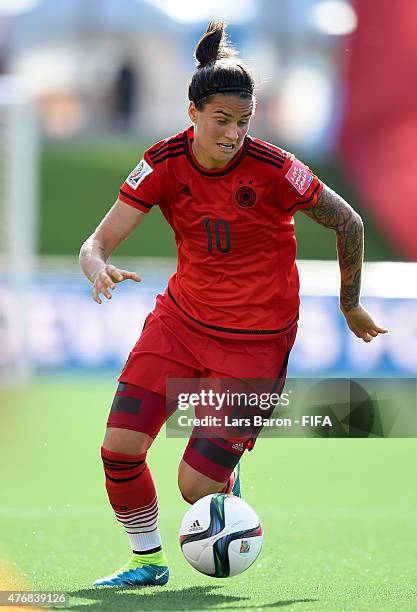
[301,185,364,311]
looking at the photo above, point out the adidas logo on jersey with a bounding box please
[180,185,192,196]
[189,519,203,532]
[232,442,245,452]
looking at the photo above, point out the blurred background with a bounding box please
[1,2,417,601]
[1,0,417,380]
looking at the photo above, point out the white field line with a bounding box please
[0,506,416,519]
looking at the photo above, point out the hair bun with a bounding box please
[188,20,254,108]
[195,19,237,69]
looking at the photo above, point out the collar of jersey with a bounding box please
[184,126,249,178]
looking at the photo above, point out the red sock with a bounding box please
[101,446,161,553]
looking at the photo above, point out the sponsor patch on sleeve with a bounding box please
[285,159,313,196]
[126,158,153,190]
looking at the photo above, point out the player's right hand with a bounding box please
[92,264,141,304]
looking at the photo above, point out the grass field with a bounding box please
[1,378,416,611]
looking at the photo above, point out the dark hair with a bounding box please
[188,20,255,110]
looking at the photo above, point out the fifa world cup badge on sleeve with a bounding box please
[285,159,313,196]
[126,158,153,190]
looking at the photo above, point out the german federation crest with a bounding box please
[235,185,257,208]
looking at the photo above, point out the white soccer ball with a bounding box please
[179,493,263,578]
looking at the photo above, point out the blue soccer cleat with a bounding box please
[93,552,169,588]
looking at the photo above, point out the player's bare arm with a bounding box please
[301,185,388,342]
[79,198,145,304]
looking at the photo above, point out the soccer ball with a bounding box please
[179,493,263,578]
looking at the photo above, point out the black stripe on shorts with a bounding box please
[191,438,241,469]
[110,395,142,415]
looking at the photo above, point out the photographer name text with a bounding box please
[176,415,333,428]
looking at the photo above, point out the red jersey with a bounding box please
[118,126,323,340]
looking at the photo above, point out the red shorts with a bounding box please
[108,294,297,482]
[119,294,296,393]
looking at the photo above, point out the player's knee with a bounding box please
[102,427,153,455]
[178,478,206,505]
[178,479,199,504]
[178,462,224,504]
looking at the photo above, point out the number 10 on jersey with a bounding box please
[203,218,232,254]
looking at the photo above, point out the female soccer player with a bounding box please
[80,20,387,587]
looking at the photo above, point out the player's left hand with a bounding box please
[340,303,388,342]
